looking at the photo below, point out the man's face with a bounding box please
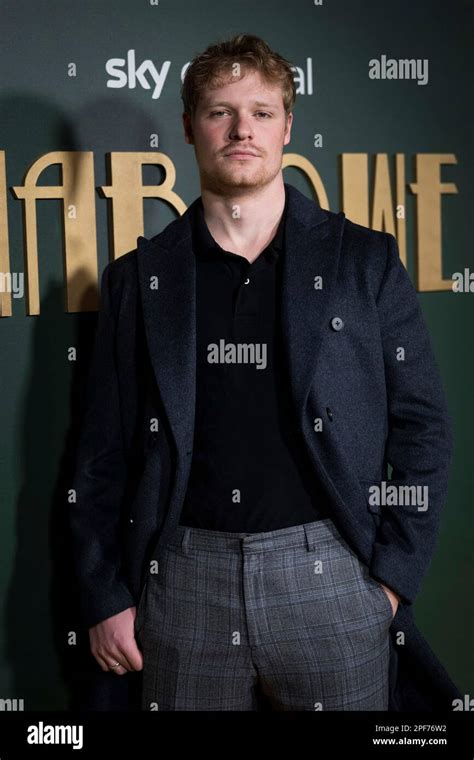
[183,69,293,194]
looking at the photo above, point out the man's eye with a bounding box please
[209,111,272,118]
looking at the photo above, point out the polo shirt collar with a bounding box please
[192,188,287,265]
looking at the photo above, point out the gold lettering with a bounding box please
[100,152,186,257]
[409,154,457,291]
[11,152,98,314]
[0,151,12,316]
[0,149,456,317]
[341,153,369,226]
[341,153,408,266]
[281,154,329,208]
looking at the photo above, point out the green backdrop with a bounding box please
[0,0,472,709]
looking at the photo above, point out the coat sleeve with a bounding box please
[70,262,136,629]
[369,232,454,605]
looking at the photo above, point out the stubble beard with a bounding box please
[199,155,280,197]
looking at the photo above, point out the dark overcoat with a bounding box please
[71,182,461,711]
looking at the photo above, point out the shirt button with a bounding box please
[244,277,250,285]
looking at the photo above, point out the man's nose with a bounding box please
[228,116,254,140]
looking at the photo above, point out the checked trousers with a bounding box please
[134,516,393,711]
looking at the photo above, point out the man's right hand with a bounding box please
[89,607,143,675]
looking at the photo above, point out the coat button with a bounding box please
[330,316,344,331]
[129,518,134,525]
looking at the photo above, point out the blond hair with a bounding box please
[181,33,296,119]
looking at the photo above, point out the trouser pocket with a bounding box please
[134,578,149,638]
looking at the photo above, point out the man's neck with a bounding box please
[200,177,286,263]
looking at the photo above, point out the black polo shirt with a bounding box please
[179,191,332,532]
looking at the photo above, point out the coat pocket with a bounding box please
[358,478,384,534]
[358,478,383,514]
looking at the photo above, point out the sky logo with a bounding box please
[106,49,171,99]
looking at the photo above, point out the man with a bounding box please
[71,34,460,710]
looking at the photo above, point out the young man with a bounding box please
[71,34,459,711]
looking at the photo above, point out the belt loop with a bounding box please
[181,527,191,555]
[304,523,315,552]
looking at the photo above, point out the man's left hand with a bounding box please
[380,583,401,618]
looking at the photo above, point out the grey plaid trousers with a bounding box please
[134,517,393,711]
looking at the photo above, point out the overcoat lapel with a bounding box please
[280,199,346,424]
[137,230,197,460]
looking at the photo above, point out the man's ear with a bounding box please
[183,112,194,145]
[284,111,293,146]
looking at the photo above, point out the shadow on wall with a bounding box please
[2,91,164,710]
